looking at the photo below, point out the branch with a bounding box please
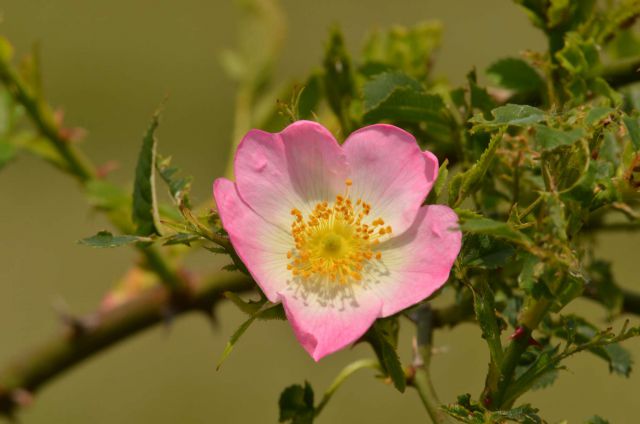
[0,271,255,417]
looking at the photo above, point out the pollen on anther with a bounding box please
[286,185,389,285]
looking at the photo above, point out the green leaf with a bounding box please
[601,342,633,376]
[585,106,615,127]
[279,382,315,424]
[162,232,201,246]
[323,27,355,129]
[204,245,227,254]
[442,393,485,423]
[486,58,545,93]
[448,130,503,207]
[507,346,561,407]
[541,139,590,192]
[556,33,599,76]
[216,299,286,369]
[547,0,571,28]
[156,155,192,207]
[518,252,542,295]
[132,109,163,236]
[362,71,421,111]
[361,22,442,80]
[362,87,450,130]
[467,69,496,116]
[225,292,265,315]
[297,73,322,120]
[490,404,542,424]
[551,316,634,377]
[365,319,405,392]
[222,263,239,272]
[459,214,533,248]
[425,159,448,204]
[471,279,504,367]
[529,368,559,391]
[532,124,585,150]
[78,230,148,248]
[542,192,568,241]
[623,115,640,151]
[462,234,515,270]
[470,104,545,130]
[217,314,257,370]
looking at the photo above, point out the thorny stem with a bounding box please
[482,288,555,410]
[410,305,454,424]
[0,51,185,291]
[0,55,95,181]
[0,272,255,417]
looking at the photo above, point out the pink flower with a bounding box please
[214,121,461,361]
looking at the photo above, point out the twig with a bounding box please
[0,272,255,417]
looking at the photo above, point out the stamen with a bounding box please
[286,179,389,285]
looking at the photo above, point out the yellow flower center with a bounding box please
[287,179,392,285]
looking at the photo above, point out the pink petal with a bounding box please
[374,204,461,316]
[423,150,439,182]
[342,124,436,236]
[280,290,382,361]
[213,178,291,302]
[234,120,349,231]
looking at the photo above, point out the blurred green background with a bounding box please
[0,0,639,422]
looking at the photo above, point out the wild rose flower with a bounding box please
[214,121,461,361]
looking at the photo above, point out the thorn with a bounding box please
[11,389,33,409]
[95,160,119,179]
[528,336,543,348]
[58,126,87,143]
[411,336,424,368]
[482,394,492,407]
[509,326,526,340]
[53,298,92,337]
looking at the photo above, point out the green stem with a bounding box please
[0,272,255,416]
[411,305,454,424]
[485,296,552,410]
[0,56,95,182]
